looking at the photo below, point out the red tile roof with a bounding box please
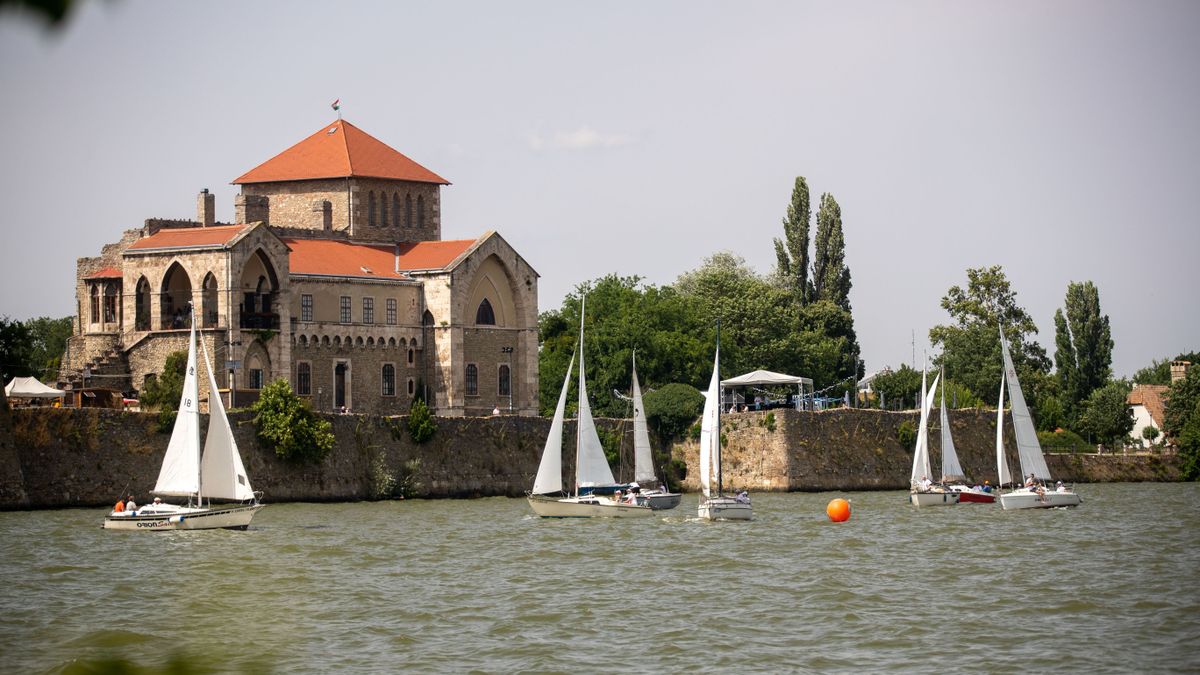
[127,225,249,251]
[1128,384,1169,428]
[233,119,450,185]
[85,267,123,279]
[285,238,476,279]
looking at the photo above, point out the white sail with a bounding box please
[631,353,656,484]
[999,330,1052,480]
[939,369,966,482]
[199,337,255,502]
[910,370,939,485]
[153,316,201,497]
[996,369,1012,487]
[575,298,616,489]
[533,352,574,495]
[699,347,720,499]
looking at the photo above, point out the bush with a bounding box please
[408,398,437,444]
[644,383,705,442]
[252,379,334,463]
[1037,429,1093,453]
[896,420,916,448]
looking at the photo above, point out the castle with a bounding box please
[61,118,540,417]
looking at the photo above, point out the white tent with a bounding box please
[5,376,66,399]
[720,369,814,410]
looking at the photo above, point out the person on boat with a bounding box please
[125,495,138,513]
[918,476,933,492]
[735,490,750,504]
[624,483,641,504]
[1024,474,1037,488]
[112,498,125,514]
[1056,481,1068,493]
[982,480,992,493]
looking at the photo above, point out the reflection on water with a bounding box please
[1,484,1197,673]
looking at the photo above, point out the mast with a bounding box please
[716,319,722,497]
[574,295,585,498]
[190,303,202,507]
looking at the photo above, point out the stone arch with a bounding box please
[322,335,331,347]
[334,336,342,347]
[239,249,280,329]
[355,336,364,347]
[202,272,219,327]
[395,337,404,349]
[299,335,308,347]
[243,339,272,390]
[422,309,434,326]
[135,276,151,331]
[464,254,517,328]
[367,336,375,348]
[160,261,193,330]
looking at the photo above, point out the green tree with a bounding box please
[1053,281,1113,424]
[1163,367,1200,479]
[408,397,437,444]
[139,350,188,430]
[1131,352,1200,385]
[772,176,812,303]
[252,379,335,463]
[1076,381,1134,448]
[869,365,925,410]
[929,266,1051,409]
[642,383,705,444]
[19,316,72,381]
[810,193,852,312]
[0,317,33,381]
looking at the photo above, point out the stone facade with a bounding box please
[60,120,539,418]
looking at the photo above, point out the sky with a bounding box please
[1,0,1196,378]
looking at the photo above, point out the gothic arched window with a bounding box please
[476,299,496,326]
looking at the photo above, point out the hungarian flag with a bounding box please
[331,98,340,111]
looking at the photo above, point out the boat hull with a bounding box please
[698,496,753,521]
[641,492,682,511]
[999,488,1082,510]
[910,491,960,507]
[103,504,264,531]
[949,486,996,504]
[527,495,655,518]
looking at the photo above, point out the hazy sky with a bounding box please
[1,1,1196,378]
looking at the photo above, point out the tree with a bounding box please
[252,379,334,463]
[810,193,852,312]
[0,317,32,381]
[139,351,188,411]
[772,176,811,303]
[929,266,1051,408]
[408,397,437,444]
[1132,351,1200,385]
[1076,381,1134,448]
[642,383,705,444]
[1163,366,1200,479]
[1053,281,1113,424]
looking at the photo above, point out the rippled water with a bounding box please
[1,483,1197,673]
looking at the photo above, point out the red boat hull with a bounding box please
[956,490,995,504]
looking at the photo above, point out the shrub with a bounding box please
[896,420,916,448]
[644,383,705,442]
[1037,429,1093,453]
[252,379,334,463]
[408,398,437,444]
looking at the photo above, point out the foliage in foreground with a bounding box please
[252,379,334,463]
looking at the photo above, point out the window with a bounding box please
[408,349,415,365]
[498,364,511,396]
[380,192,389,227]
[340,296,351,324]
[407,378,415,396]
[392,193,400,227]
[465,363,478,396]
[405,194,413,227]
[297,362,311,395]
[382,364,396,396]
[368,191,376,227]
[103,283,118,323]
[386,298,397,325]
[418,195,426,228]
[90,286,100,323]
[249,368,264,390]
[301,294,313,322]
[476,299,496,325]
[363,297,374,324]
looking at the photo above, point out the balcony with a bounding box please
[240,312,281,330]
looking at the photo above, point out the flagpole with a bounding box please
[331,98,342,120]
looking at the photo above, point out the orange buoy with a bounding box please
[826,498,851,522]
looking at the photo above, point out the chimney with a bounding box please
[1171,360,1192,383]
[235,194,270,225]
[197,189,215,228]
[312,200,333,232]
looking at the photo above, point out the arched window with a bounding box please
[405,194,414,228]
[408,349,415,365]
[368,191,376,227]
[297,362,311,395]
[90,286,100,324]
[380,192,389,228]
[392,194,400,227]
[382,364,396,396]
[418,195,426,228]
[422,309,434,326]
[475,299,496,325]
[103,283,118,323]
[498,364,511,396]
[135,277,151,331]
[202,273,218,327]
[465,364,478,396]
[407,378,415,396]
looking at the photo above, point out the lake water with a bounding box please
[1,483,1197,674]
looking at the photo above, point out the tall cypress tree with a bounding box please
[1055,281,1113,419]
[772,176,811,303]
[811,192,852,311]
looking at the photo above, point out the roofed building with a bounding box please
[61,118,539,417]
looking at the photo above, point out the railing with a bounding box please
[240,312,280,330]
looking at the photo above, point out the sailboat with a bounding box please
[909,367,959,507]
[697,323,752,521]
[938,367,995,504]
[527,298,653,518]
[628,352,680,511]
[104,306,263,530]
[996,328,1082,510]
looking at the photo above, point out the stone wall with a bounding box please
[0,406,1183,510]
[241,178,441,243]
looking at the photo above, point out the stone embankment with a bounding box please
[0,405,1183,510]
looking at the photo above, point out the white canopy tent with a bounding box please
[720,369,814,411]
[5,376,66,399]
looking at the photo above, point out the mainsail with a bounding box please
[153,317,202,497]
[532,352,574,495]
[199,338,255,502]
[574,298,616,490]
[698,346,721,499]
[995,369,1013,487]
[631,353,656,484]
[909,370,940,486]
[999,330,1052,480]
[939,369,966,482]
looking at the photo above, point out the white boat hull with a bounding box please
[910,490,960,507]
[527,494,655,518]
[698,496,753,521]
[999,488,1082,510]
[640,491,682,511]
[103,503,264,531]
